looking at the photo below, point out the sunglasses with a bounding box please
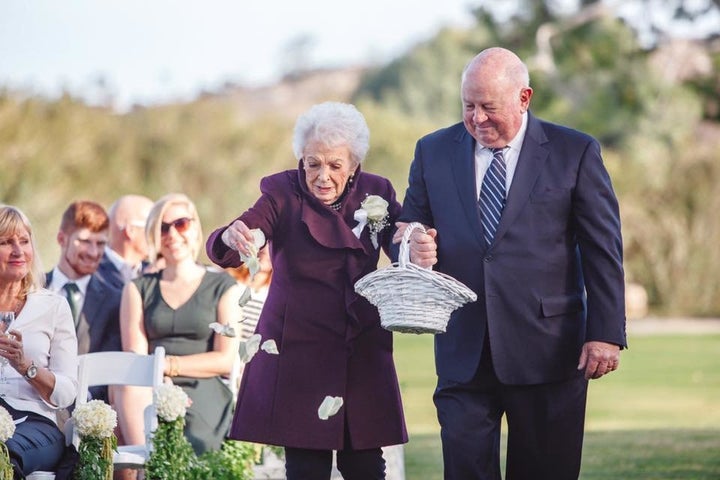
[160,217,193,236]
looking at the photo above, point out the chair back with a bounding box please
[74,346,166,469]
[77,347,165,395]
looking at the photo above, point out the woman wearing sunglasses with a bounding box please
[206,102,407,480]
[114,193,243,460]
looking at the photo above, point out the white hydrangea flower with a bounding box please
[154,384,189,422]
[72,400,117,439]
[261,339,279,354]
[0,406,15,442]
[239,334,262,363]
[317,396,343,420]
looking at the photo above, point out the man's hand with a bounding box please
[392,222,438,268]
[577,341,621,380]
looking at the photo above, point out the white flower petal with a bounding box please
[209,322,236,337]
[261,339,279,354]
[239,333,262,363]
[250,229,266,249]
[317,395,344,420]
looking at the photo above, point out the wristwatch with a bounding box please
[24,361,38,380]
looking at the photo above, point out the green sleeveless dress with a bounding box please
[133,269,236,455]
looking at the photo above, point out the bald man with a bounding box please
[97,194,154,289]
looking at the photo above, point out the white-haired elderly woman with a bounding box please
[114,193,243,459]
[206,102,407,480]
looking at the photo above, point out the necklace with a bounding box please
[329,201,342,211]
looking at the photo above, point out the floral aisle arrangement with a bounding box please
[145,384,195,480]
[0,406,15,480]
[72,400,117,480]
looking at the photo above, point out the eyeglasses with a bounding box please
[160,217,193,236]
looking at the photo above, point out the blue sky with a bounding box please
[0,0,477,109]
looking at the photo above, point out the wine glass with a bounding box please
[0,311,14,389]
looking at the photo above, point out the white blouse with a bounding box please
[1,289,78,424]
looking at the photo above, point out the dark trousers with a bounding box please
[285,446,385,480]
[433,347,588,480]
[0,398,67,477]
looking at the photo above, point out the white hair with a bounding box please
[292,102,370,165]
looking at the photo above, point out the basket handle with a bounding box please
[399,222,431,270]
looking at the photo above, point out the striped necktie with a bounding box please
[479,147,507,245]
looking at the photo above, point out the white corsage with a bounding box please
[352,195,390,249]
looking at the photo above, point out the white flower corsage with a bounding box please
[352,195,390,249]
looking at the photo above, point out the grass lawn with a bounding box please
[393,333,720,479]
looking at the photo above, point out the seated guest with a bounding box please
[0,205,78,477]
[98,194,154,289]
[115,193,242,456]
[45,200,122,403]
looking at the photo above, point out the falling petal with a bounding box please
[246,256,261,279]
[238,286,252,307]
[208,322,237,337]
[239,334,262,363]
[261,339,279,354]
[317,396,344,420]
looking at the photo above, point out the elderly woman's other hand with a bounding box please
[221,220,257,257]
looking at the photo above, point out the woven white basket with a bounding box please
[354,222,477,334]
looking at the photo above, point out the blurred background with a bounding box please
[1,0,719,317]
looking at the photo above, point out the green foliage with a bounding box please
[191,440,256,480]
[0,443,13,480]
[74,436,116,480]
[145,418,196,480]
[145,418,254,480]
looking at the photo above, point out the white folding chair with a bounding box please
[74,346,166,470]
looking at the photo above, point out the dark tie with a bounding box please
[479,147,507,245]
[63,282,82,328]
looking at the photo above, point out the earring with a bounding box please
[349,173,354,184]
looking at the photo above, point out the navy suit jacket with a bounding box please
[399,113,626,385]
[46,271,122,355]
[96,253,125,290]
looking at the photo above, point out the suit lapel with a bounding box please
[493,113,549,245]
[451,129,486,247]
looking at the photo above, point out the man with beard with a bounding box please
[46,201,122,400]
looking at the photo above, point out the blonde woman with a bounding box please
[115,193,242,456]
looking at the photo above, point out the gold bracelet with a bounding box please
[168,355,180,377]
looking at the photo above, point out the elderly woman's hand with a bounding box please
[221,220,257,257]
[393,222,438,268]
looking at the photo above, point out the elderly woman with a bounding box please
[0,205,78,477]
[206,102,407,480]
[115,194,242,457]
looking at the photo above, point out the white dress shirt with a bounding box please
[0,289,78,424]
[474,112,529,199]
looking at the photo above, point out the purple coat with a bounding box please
[206,164,408,450]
